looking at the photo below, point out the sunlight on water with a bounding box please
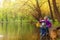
[0,35,3,38]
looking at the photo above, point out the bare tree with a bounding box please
[52,0,60,22]
[35,0,42,19]
[24,0,43,40]
[48,0,55,22]
[24,0,43,21]
[30,0,42,40]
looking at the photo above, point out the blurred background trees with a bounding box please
[0,0,60,40]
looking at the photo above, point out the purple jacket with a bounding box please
[39,20,52,28]
[45,20,52,28]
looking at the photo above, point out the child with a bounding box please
[44,16,52,33]
[39,17,52,40]
[39,18,47,37]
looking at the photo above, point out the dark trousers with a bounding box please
[46,27,50,40]
[46,27,49,33]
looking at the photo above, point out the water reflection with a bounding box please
[0,20,35,40]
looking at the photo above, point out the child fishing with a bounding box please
[39,16,52,40]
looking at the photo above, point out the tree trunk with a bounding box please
[52,0,60,22]
[48,0,55,22]
[36,0,42,19]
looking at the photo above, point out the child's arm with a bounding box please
[47,21,52,28]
